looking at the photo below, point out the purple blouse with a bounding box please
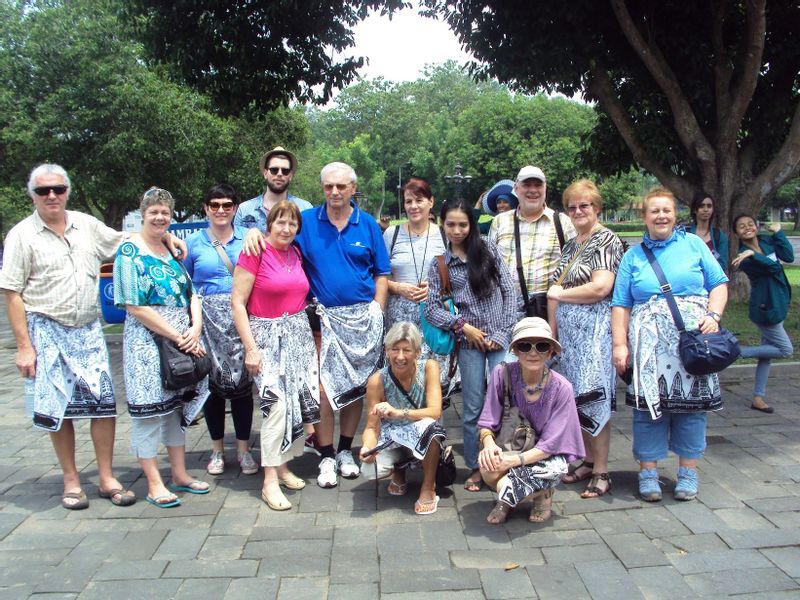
[477,363,585,463]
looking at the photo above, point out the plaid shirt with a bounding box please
[424,241,517,349]
[489,206,576,296]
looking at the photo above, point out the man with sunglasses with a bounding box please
[234,146,312,232]
[0,163,187,511]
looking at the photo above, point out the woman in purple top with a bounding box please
[477,318,585,525]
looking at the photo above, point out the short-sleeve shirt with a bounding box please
[550,226,624,291]
[236,243,309,318]
[489,206,577,295]
[184,226,246,295]
[383,224,446,285]
[0,210,125,326]
[611,228,728,308]
[233,193,312,232]
[113,241,191,308]
[294,201,391,307]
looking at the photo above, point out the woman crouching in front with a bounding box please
[359,322,445,515]
[478,318,584,524]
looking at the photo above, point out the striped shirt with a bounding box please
[0,210,125,326]
[489,206,576,296]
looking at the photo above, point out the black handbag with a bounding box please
[435,444,457,488]
[152,245,212,391]
[641,245,740,376]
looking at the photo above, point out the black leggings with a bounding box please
[203,383,254,442]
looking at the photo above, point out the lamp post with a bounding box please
[444,164,473,201]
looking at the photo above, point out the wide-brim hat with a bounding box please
[483,179,518,215]
[259,146,297,173]
[510,317,562,353]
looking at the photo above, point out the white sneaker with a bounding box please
[237,451,259,475]
[336,450,361,479]
[317,457,338,488]
[207,451,225,475]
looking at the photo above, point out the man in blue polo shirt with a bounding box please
[295,162,390,488]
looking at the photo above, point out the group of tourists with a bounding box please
[1,151,793,524]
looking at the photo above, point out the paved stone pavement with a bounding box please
[1,308,799,600]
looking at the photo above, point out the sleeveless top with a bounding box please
[381,360,427,412]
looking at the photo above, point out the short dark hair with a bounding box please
[204,183,239,206]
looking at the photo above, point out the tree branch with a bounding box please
[609,0,716,176]
[745,98,800,201]
[587,62,692,200]
[711,0,733,127]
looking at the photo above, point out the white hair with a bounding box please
[384,321,422,354]
[320,161,357,184]
[27,164,71,197]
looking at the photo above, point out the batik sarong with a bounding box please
[26,314,116,432]
[200,293,249,393]
[499,454,568,507]
[555,300,615,436]
[371,417,446,460]
[627,295,723,419]
[122,305,210,429]
[250,310,320,453]
[316,301,385,410]
[386,295,459,401]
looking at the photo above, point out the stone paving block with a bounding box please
[76,578,182,600]
[332,524,376,549]
[510,528,602,549]
[719,527,800,549]
[684,567,799,596]
[480,567,535,599]
[541,542,616,566]
[763,511,800,529]
[254,540,331,578]
[33,556,104,593]
[450,548,545,569]
[297,486,340,513]
[330,546,379,584]
[0,532,84,550]
[152,528,208,560]
[601,532,671,568]
[152,514,216,530]
[381,568,482,593]
[0,547,70,566]
[210,507,259,535]
[329,582,378,600]
[255,510,316,528]
[383,593,486,600]
[15,518,81,535]
[585,510,642,535]
[0,512,24,540]
[420,519,469,551]
[0,584,33,600]
[374,505,459,525]
[761,547,800,578]
[561,495,642,515]
[628,565,699,600]
[657,532,730,554]
[461,522,512,550]
[198,534,248,560]
[223,577,279,599]
[715,507,777,530]
[276,576,329,599]
[249,525,333,541]
[316,510,377,528]
[527,564,590,599]
[693,480,744,509]
[666,502,729,534]
[174,577,231,599]
[380,550,452,572]
[93,559,168,581]
[668,548,772,574]
[66,532,127,561]
[574,559,645,600]
[376,522,422,554]
[164,558,259,578]
[745,497,800,513]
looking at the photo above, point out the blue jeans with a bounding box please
[632,410,707,462]
[739,321,793,397]
[458,347,507,470]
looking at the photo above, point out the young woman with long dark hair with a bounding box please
[687,191,729,273]
[424,198,516,491]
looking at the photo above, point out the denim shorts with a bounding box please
[632,410,707,461]
[130,410,185,459]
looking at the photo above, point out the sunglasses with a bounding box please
[515,341,552,354]
[323,183,351,193]
[566,203,593,214]
[33,185,68,196]
[268,167,292,176]
[207,201,235,211]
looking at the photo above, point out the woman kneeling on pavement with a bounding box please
[359,322,446,515]
[478,318,584,524]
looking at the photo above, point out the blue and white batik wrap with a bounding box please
[200,293,249,392]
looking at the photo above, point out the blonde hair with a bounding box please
[384,321,422,354]
[641,186,676,214]
[563,179,603,211]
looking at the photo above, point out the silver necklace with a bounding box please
[278,248,295,272]
[524,367,549,397]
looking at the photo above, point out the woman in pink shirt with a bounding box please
[231,201,320,511]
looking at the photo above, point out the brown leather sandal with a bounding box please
[581,473,611,499]
[486,500,512,524]
[529,488,554,523]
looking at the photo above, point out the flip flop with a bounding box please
[61,489,89,510]
[146,494,181,508]
[387,480,408,496]
[170,480,210,494]
[414,495,440,515]
[98,488,136,507]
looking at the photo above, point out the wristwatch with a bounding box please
[706,311,721,323]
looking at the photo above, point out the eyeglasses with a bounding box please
[207,201,235,211]
[33,185,68,196]
[268,167,292,176]
[323,183,351,193]
[515,341,552,354]
[566,203,593,214]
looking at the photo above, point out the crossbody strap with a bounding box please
[206,228,235,274]
[162,242,196,325]
[501,362,512,412]
[513,211,532,309]
[387,366,421,410]
[436,254,452,297]
[640,244,686,332]
[389,225,401,256]
[552,209,565,250]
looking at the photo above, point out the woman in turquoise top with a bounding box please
[687,191,729,273]
[732,215,794,413]
[114,187,211,508]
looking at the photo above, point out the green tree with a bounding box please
[427,0,800,228]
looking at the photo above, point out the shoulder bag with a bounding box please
[495,363,538,452]
[641,244,740,376]
[419,255,457,357]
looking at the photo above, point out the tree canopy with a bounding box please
[427,0,800,226]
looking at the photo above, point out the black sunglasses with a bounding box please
[33,185,68,196]
[268,167,292,176]
[515,341,552,354]
[207,201,235,211]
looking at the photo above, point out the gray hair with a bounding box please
[384,321,422,354]
[139,187,175,215]
[27,164,71,197]
[320,161,357,184]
